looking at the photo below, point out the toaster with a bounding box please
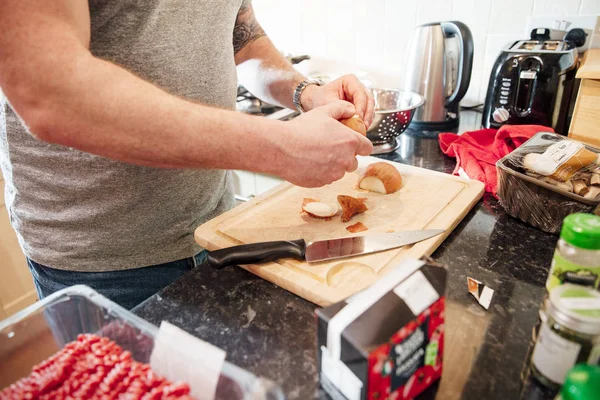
[482,39,579,134]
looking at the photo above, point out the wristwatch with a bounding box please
[292,79,322,113]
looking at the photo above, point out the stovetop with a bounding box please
[236,85,300,122]
[236,85,283,116]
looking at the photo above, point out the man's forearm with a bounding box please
[234,5,308,110]
[11,52,289,174]
[1,0,371,190]
[236,37,306,110]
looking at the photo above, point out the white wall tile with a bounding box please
[326,0,355,35]
[463,71,483,105]
[580,0,600,15]
[383,0,418,81]
[253,1,302,52]
[299,0,329,57]
[489,0,535,34]
[326,33,357,65]
[325,0,356,64]
[355,32,386,69]
[532,0,582,16]
[353,0,386,68]
[250,0,590,110]
[452,0,493,75]
[452,0,493,34]
[416,0,453,25]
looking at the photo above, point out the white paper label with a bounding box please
[559,298,600,310]
[531,323,581,384]
[547,141,583,165]
[150,321,226,400]
[393,271,439,315]
[478,286,494,310]
[520,70,537,79]
[321,346,363,400]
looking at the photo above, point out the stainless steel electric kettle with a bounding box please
[404,21,474,130]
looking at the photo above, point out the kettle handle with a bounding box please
[441,21,474,107]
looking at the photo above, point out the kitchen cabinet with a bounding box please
[232,170,283,201]
[254,173,283,194]
[232,170,257,200]
[0,175,37,319]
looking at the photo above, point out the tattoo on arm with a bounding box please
[233,5,266,54]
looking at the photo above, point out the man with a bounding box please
[0,1,374,309]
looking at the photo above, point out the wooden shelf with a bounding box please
[569,49,600,148]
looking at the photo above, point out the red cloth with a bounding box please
[439,125,554,198]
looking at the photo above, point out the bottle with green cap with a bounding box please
[546,213,600,292]
[555,364,600,400]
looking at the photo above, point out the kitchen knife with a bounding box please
[205,229,445,270]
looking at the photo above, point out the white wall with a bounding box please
[253,0,600,105]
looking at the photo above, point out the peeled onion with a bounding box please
[358,162,403,194]
[302,201,339,218]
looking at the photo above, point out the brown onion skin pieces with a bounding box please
[337,195,368,222]
[346,222,368,232]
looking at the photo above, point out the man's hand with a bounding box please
[272,101,373,188]
[300,75,376,129]
[233,5,375,130]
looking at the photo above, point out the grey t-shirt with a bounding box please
[0,0,251,271]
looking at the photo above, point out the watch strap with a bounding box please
[293,79,322,112]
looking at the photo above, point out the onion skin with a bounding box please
[337,195,368,222]
[340,114,367,136]
[346,222,368,233]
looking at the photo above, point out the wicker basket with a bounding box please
[496,132,600,234]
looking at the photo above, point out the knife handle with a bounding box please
[206,239,306,270]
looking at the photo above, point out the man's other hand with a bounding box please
[300,75,375,129]
[273,101,373,188]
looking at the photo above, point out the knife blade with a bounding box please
[205,229,445,270]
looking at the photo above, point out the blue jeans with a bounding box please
[27,252,207,310]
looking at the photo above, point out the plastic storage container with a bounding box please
[496,132,600,234]
[0,285,284,400]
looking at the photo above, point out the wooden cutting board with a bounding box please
[195,157,484,306]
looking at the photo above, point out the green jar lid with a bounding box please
[560,364,600,400]
[560,213,600,250]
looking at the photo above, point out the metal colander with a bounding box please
[366,89,425,154]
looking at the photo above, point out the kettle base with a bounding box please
[408,116,460,132]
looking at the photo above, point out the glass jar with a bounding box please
[546,213,600,292]
[530,285,600,390]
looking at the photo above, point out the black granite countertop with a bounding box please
[134,112,560,400]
